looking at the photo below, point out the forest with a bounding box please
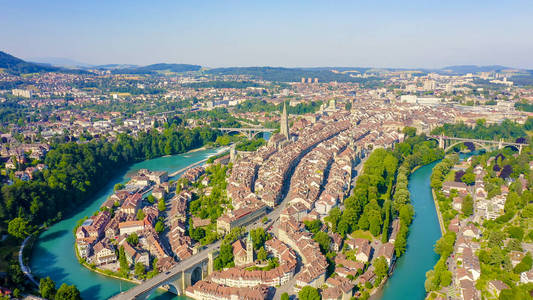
[0,125,220,239]
[430,118,530,142]
[234,99,323,115]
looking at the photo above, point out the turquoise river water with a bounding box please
[30,148,222,300]
[30,150,443,300]
[374,161,442,300]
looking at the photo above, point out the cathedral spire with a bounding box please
[280,102,289,140]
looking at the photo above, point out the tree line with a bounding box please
[1,125,220,238]
[325,129,444,259]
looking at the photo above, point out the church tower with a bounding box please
[246,232,253,264]
[280,102,289,140]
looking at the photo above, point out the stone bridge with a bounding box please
[217,127,275,140]
[109,249,217,300]
[427,135,527,154]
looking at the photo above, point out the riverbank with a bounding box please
[30,148,220,300]
[431,189,446,236]
[374,160,442,300]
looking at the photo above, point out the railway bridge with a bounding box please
[428,135,527,154]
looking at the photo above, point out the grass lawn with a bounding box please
[445,170,456,182]
[350,230,374,241]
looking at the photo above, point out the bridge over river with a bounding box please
[428,135,527,154]
[110,198,286,300]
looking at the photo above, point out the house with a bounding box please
[123,242,150,267]
[77,240,91,259]
[452,197,463,211]
[152,186,166,200]
[520,271,533,284]
[510,251,526,268]
[93,241,116,265]
[120,193,142,214]
[461,224,480,239]
[356,243,372,263]
[442,181,468,196]
[375,243,395,266]
[119,220,146,236]
[488,280,509,297]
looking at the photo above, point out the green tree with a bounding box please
[114,183,124,191]
[281,292,290,300]
[157,198,166,211]
[136,209,145,221]
[462,195,474,216]
[461,172,475,185]
[119,246,129,275]
[134,262,145,278]
[55,283,82,300]
[39,276,57,299]
[374,256,389,284]
[403,126,417,137]
[146,194,156,204]
[513,253,532,273]
[8,217,30,239]
[298,286,320,300]
[155,220,165,233]
[126,233,139,246]
[304,219,322,234]
[257,247,268,261]
[313,231,331,254]
[250,227,271,250]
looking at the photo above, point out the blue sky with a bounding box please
[1,0,532,68]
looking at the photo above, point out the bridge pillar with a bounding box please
[208,250,217,275]
[498,138,503,150]
[438,135,445,149]
[519,144,523,155]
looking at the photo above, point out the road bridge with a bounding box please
[217,127,275,140]
[428,135,528,154]
[110,145,366,300]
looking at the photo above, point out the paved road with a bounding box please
[19,235,39,287]
[110,200,287,299]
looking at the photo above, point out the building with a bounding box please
[280,102,290,140]
[12,89,32,98]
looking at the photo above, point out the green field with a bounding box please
[350,230,374,241]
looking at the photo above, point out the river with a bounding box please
[30,147,223,300]
[373,161,442,300]
[31,148,449,300]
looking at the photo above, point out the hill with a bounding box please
[111,63,201,75]
[0,50,60,74]
[0,51,90,75]
[205,66,378,83]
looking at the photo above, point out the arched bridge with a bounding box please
[217,127,275,140]
[428,135,528,154]
[109,248,215,300]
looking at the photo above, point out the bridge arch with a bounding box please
[444,141,491,153]
[191,266,202,285]
[503,144,520,152]
[165,282,182,296]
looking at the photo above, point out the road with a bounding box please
[110,198,287,299]
[19,235,39,287]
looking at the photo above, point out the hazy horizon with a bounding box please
[2,0,533,69]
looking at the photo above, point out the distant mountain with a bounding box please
[0,50,60,74]
[96,64,139,70]
[438,65,513,75]
[111,63,202,75]
[29,57,92,68]
[205,66,376,83]
[0,51,89,75]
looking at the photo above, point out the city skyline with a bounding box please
[1,0,533,69]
